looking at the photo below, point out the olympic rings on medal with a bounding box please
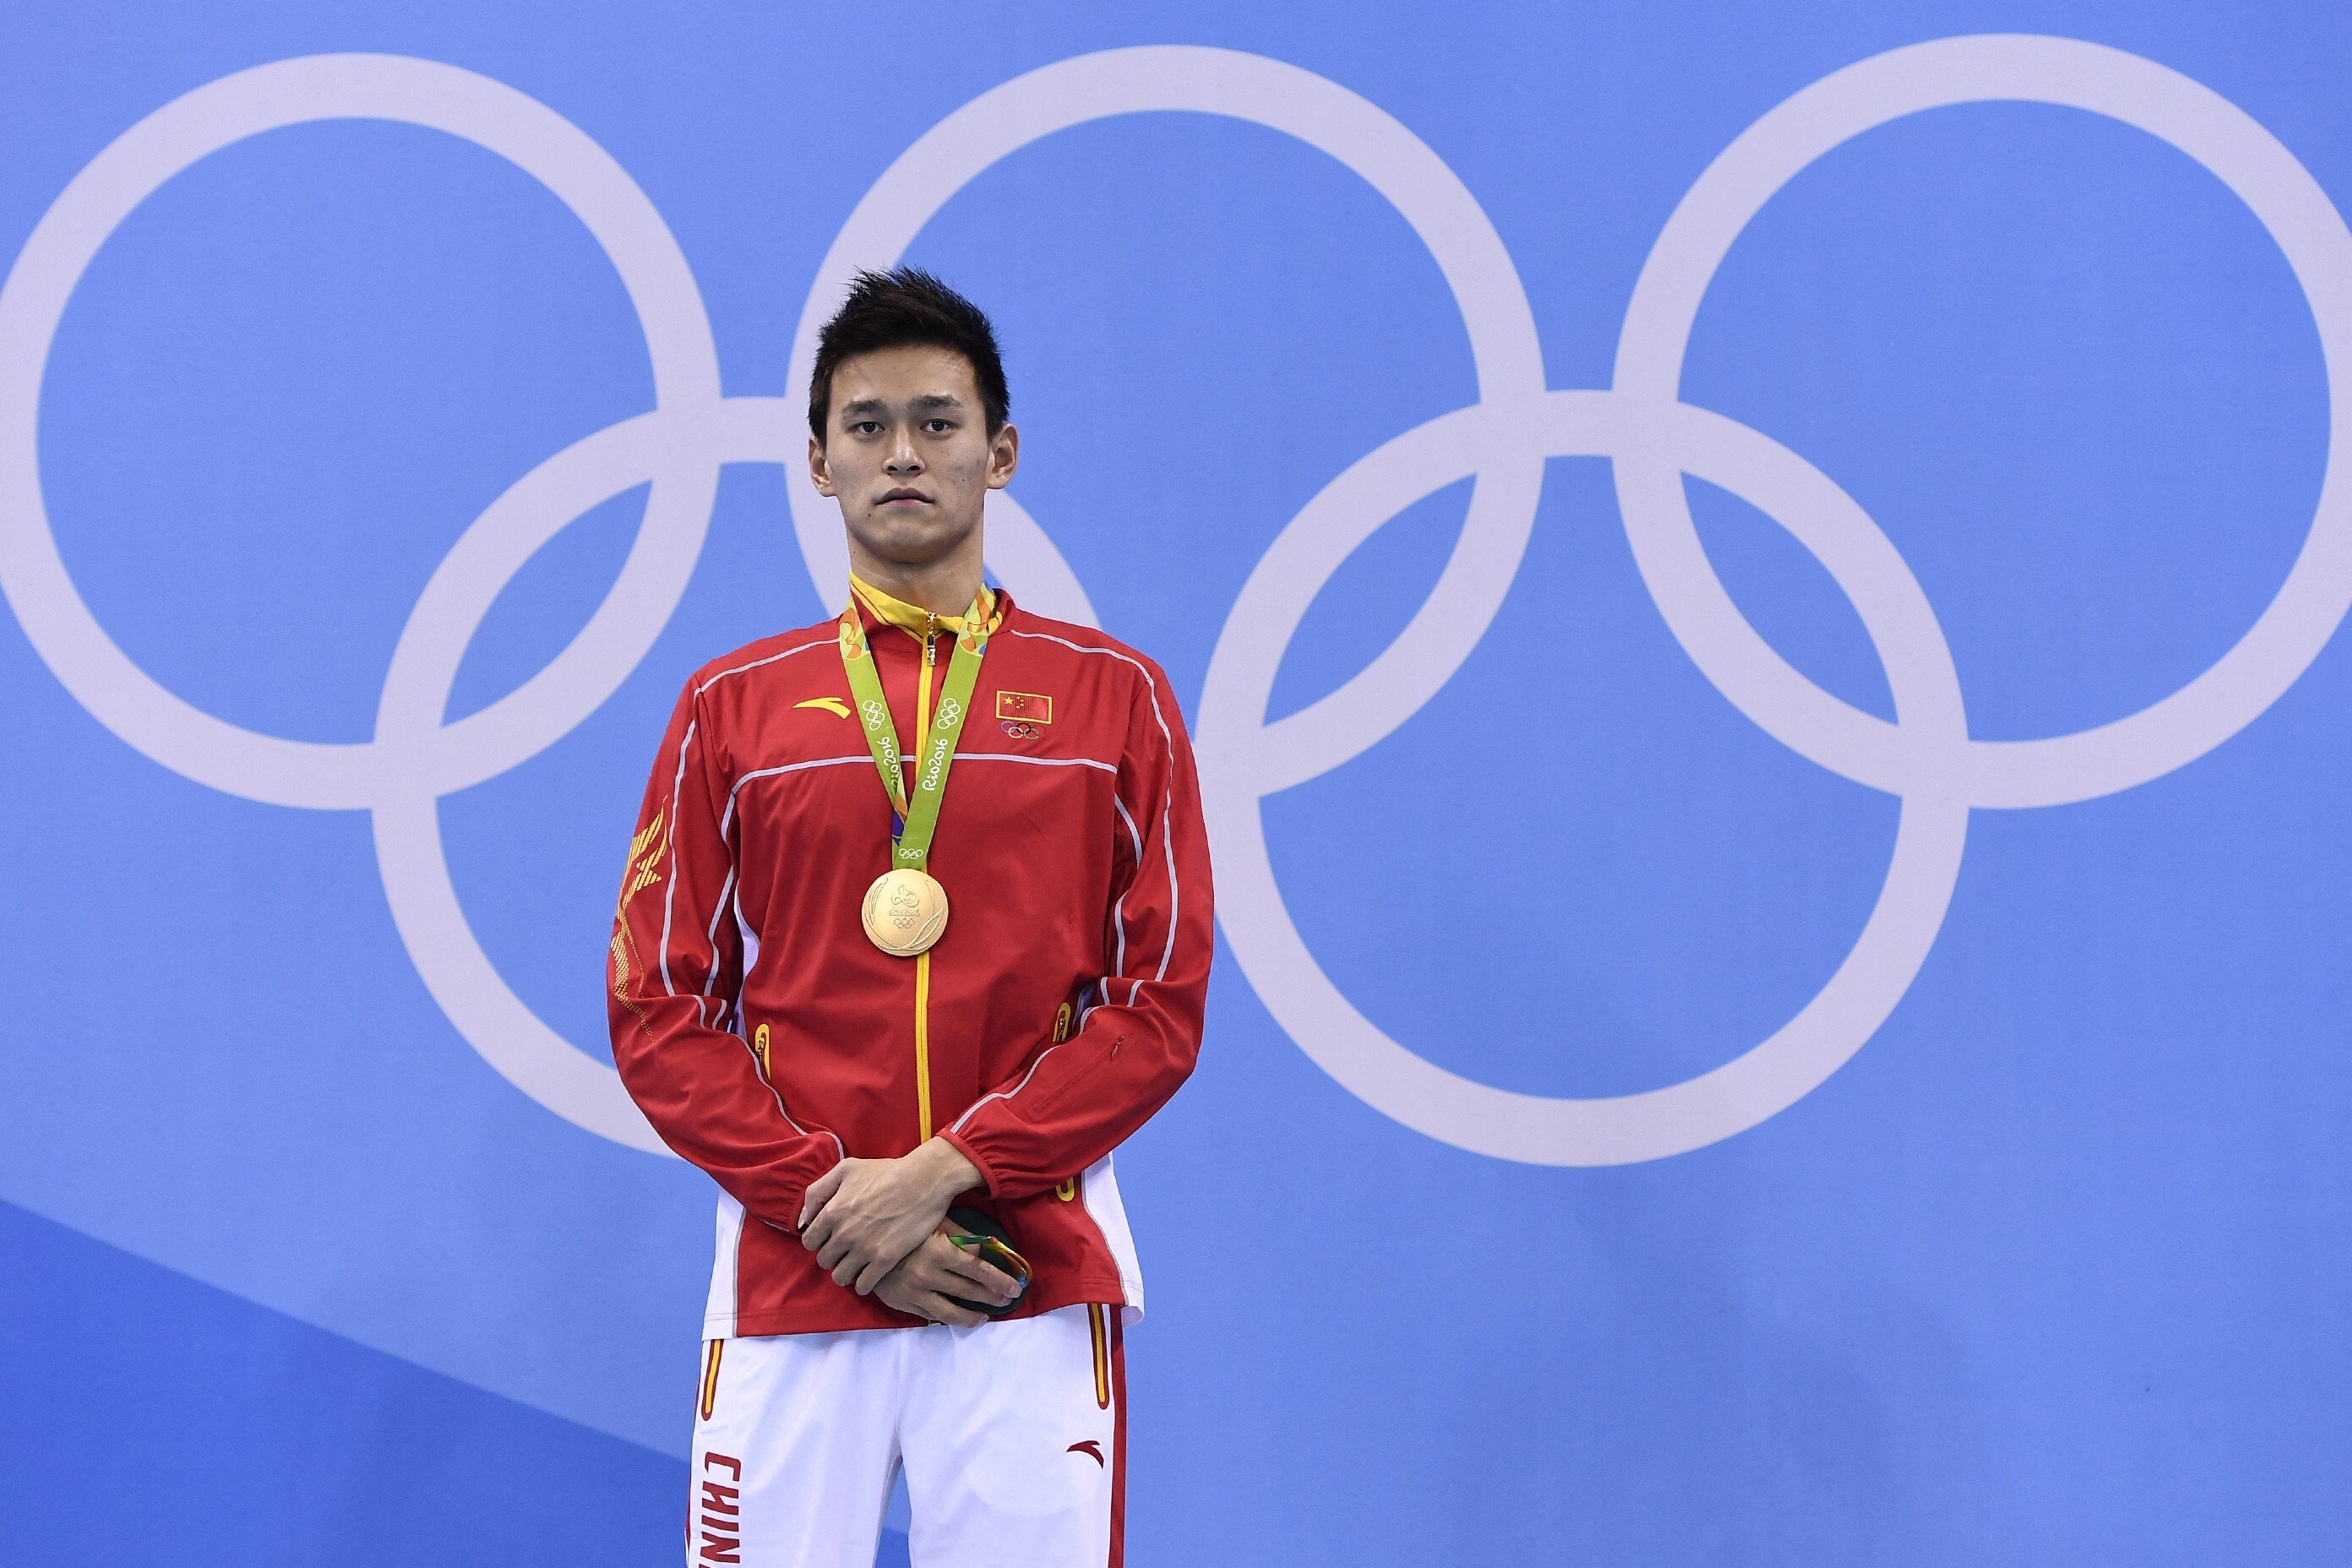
[3,39,2346,1166]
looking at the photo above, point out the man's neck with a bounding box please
[847,543,985,616]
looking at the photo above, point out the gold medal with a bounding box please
[838,577,996,961]
[861,866,950,957]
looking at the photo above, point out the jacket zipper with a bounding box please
[912,623,937,1141]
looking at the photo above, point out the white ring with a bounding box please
[10,39,2344,1166]
[0,54,744,1149]
[1613,33,2352,808]
[367,395,807,1151]
[784,43,1550,661]
[1200,391,1972,1163]
[0,52,722,810]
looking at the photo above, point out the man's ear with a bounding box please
[986,421,1020,490]
[808,433,837,498]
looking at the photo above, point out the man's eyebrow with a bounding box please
[835,392,968,421]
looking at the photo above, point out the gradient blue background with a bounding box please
[3,2,2349,1562]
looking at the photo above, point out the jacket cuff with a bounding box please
[750,1141,844,1235]
[937,1127,1002,1200]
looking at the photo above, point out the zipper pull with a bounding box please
[926,631,938,667]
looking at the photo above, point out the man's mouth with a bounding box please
[877,487,931,506]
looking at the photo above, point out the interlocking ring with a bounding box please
[0,52,1102,1153]
[1195,35,2352,1164]
[5,38,2346,1166]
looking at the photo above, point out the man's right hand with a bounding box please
[871,1222,1023,1328]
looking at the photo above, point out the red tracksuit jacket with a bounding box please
[607,588,1213,1336]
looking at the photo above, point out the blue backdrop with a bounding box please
[4,2,2349,1563]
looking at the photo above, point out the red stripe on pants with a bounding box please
[1108,1313,1127,1567]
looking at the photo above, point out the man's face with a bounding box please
[808,343,1018,571]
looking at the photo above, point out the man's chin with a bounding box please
[850,514,979,564]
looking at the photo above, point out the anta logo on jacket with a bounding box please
[607,587,1214,1337]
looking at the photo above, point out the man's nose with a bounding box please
[885,431,922,473]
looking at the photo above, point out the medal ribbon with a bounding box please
[836,585,993,873]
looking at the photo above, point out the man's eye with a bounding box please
[852,421,881,435]
[925,419,953,433]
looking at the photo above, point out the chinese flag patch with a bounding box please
[995,691,1054,725]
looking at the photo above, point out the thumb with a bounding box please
[798,1165,844,1228]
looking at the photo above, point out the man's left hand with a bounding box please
[798,1138,983,1294]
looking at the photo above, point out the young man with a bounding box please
[607,267,1212,1568]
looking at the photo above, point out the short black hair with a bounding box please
[808,266,1010,444]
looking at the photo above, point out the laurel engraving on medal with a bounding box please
[862,867,950,956]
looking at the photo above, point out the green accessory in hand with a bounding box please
[944,1206,1032,1318]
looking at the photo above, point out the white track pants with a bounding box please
[687,1304,1126,1568]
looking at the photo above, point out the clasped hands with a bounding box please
[797,1137,1021,1328]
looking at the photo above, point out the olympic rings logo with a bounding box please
[3,39,2348,1167]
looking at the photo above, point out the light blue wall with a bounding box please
[3,3,2349,1562]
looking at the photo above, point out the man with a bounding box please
[608,266,1212,1568]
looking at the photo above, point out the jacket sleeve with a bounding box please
[939,658,1214,1199]
[608,677,841,1230]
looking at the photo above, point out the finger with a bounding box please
[816,1235,856,1274]
[939,1252,1020,1301]
[799,1170,847,1232]
[868,1222,934,1285]
[898,1260,959,1298]
[854,1252,905,1297]
[801,1197,845,1253]
[891,1245,961,1296]
[899,1248,1009,1304]
[798,1167,845,1229]
[912,1290,987,1329]
[831,1253,864,1288]
[874,1288,932,1324]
